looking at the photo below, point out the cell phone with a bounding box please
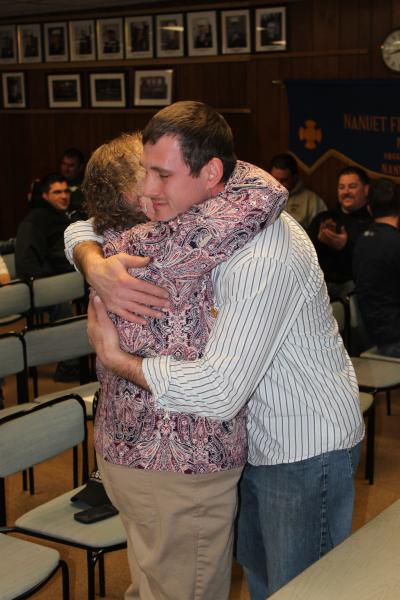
[74,504,118,524]
[335,222,343,234]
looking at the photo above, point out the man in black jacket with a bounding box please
[16,173,78,381]
[308,166,371,299]
[353,178,400,357]
[16,172,73,279]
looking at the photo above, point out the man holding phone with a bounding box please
[308,166,371,299]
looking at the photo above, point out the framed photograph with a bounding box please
[97,18,124,60]
[134,69,173,107]
[17,23,42,63]
[0,25,17,64]
[44,22,68,61]
[90,73,126,107]
[69,20,96,61]
[187,11,218,57]
[255,7,287,52]
[2,72,26,108]
[125,15,153,59]
[156,14,184,58]
[221,9,251,55]
[48,74,81,108]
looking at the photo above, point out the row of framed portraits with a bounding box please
[1,69,174,109]
[0,7,287,64]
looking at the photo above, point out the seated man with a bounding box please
[0,237,16,255]
[353,178,400,357]
[308,166,371,299]
[270,153,326,230]
[16,172,78,381]
[16,172,74,280]
[59,147,86,219]
[27,147,86,218]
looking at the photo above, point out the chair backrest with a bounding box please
[0,395,88,525]
[0,332,29,404]
[24,315,92,367]
[0,332,26,379]
[348,293,372,356]
[2,253,16,279]
[0,396,88,478]
[0,279,31,319]
[31,271,85,310]
[330,298,349,349]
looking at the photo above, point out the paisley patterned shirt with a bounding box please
[94,160,287,473]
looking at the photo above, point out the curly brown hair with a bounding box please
[83,132,146,234]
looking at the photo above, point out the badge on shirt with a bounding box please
[210,305,219,318]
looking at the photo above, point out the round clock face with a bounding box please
[382,29,400,72]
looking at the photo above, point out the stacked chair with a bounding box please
[0,395,127,600]
[331,296,400,484]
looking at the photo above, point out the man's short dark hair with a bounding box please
[338,166,369,186]
[270,153,298,176]
[41,173,68,194]
[368,177,400,218]
[142,100,237,182]
[61,147,85,166]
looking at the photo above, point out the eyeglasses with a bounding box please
[50,188,71,195]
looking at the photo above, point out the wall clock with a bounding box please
[381,29,400,72]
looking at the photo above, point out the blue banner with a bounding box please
[285,79,400,179]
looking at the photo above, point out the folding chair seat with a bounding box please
[0,396,127,600]
[0,530,69,600]
[360,347,400,415]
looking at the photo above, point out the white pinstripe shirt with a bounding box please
[65,213,364,465]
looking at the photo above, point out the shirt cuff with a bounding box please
[142,356,172,406]
[64,219,103,266]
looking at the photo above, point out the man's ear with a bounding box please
[204,157,224,190]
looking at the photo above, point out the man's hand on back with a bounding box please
[74,242,170,324]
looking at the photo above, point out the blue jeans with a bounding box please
[235,445,361,599]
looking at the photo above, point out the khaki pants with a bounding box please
[97,455,242,600]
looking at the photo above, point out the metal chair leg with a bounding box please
[99,553,106,597]
[73,446,78,488]
[60,559,70,600]
[386,390,392,416]
[87,550,96,600]
[365,401,376,485]
[29,466,35,495]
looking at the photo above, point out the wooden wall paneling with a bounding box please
[199,62,224,108]
[311,54,339,78]
[224,113,253,163]
[338,0,362,77]
[27,70,47,108]
[289,1,313,52]
[370,0,393,76]
[392,0,400,25]
[175,62,206,101]
[216,61,248,109]
[252,58,281,170]
[312,0,340,51]
[0,114,33,237]
[357,0,373,74]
